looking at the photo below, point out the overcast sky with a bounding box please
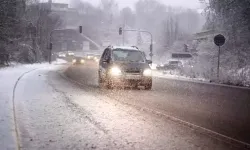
[53,0,201,9]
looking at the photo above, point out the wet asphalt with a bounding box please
[12,64,250,149]
[66,64,250,144]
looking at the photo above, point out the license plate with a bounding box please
[125,75,141,80]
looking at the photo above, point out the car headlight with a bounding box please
[110,67,122,76]
[80,59,85,64]
[72,59,76,63]
[94,57,99,62]
[143,69,152,76]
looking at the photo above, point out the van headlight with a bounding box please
[143,69,152,76]
[110,67,122,76]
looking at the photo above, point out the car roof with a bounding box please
[110,46,139,51]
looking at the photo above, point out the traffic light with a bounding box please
[150,44,153,52]
[79,26,82,33]
[119,27,122,35]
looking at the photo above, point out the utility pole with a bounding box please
[122,16,125,46]
[119,28,153,61]
[48,0,52,11]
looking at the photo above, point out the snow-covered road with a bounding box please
[0,63,242,150]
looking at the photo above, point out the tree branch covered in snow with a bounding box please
[0,0,63,64]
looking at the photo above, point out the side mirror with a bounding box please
[146,60,152,64]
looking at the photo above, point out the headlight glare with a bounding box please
[110,67,122,76]
[143,69,152,76]
[72,59,76,63]
[80,59,85,63]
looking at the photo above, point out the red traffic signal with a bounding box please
[119,27,122,35]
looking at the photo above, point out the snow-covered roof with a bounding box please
[111,46,139,51]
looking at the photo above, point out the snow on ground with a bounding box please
[0,63,52,150]
[153,70,209,82]
[149,63,157,70]
[53,58,68,65]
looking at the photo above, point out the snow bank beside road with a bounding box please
[0,63,49,150]
[153,68,250,88]
[153,70,209,82]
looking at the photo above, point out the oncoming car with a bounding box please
[67,51,75,56]
[86,53,100,63]
[58,52,66,58]
[72,56,85,65]
[98,46,152,90]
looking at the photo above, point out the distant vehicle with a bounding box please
[66,51,75,56]
[86,53,99,61]
[166,60,183,70]
[72,56,85,65]
[157,60,183,70]
[58,52,66,58]
[85,53,100,63]
[98,46,152,90]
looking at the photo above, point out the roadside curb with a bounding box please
[63,68,250,150]
[12,66,46,150]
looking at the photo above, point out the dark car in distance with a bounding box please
[98,46,152,90]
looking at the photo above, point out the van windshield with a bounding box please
[112,49,145,63]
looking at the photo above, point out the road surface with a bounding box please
[1,63,249,149]
[65,64,250,148]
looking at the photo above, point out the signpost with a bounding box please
[214,34,226,79]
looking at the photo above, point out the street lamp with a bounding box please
[49,29,66,64]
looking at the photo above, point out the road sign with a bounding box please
[214,34,225,46]
[214,34,225,79]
